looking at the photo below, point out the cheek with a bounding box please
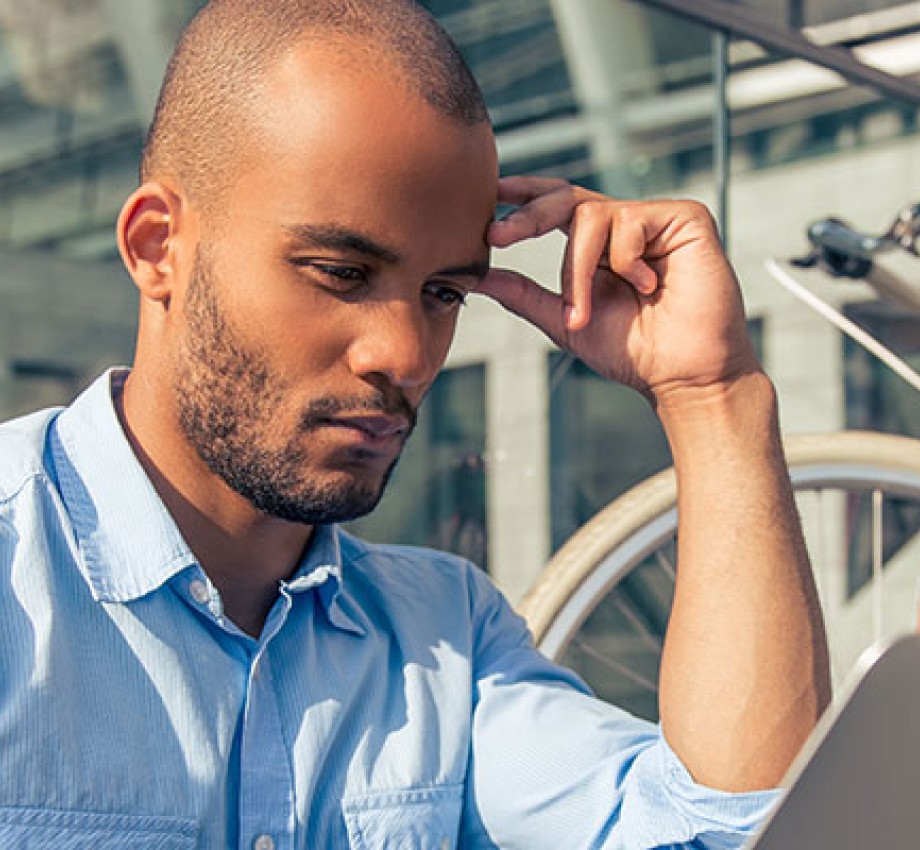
[221,274,354,376]
[269,320,354,383]
[432,315,459,363]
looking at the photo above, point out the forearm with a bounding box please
[656,369,831,792]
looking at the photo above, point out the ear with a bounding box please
[116,182,189,307]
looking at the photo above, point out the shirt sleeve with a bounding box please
[459,565,780,850]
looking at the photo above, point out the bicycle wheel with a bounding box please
[516,430,920,721]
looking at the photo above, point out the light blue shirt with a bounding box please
[0,370,777,849]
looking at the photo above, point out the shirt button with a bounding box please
[253,836,275,850]
[189,579,210,604]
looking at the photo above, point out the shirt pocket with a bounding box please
[342,784,463,850]
[0,807,197,849]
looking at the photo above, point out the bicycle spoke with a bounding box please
[872,488,884,642]
[612,593,663,652]
[654,547,676,581]
[569,635,658,693]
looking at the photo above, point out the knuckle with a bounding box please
[613,204,632,225]
[547,177,572,193]
[525,213,545,239]
[611,204,640,230]
[572,199,606,226]
[558,182,581,207]
[682,199,717,228]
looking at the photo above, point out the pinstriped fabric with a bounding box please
[0,809,196,849]
[0,370,779,849]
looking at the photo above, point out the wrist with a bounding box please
[656,370,781,461]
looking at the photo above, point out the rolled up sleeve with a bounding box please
[461,565,780,849]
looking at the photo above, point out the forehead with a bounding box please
[220,41,497,260]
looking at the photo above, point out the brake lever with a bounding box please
[884,203,920,256]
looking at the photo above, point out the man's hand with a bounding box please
[479,176,759,406]
[482,175,830,792]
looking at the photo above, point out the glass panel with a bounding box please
[731,0,913,28]
[0,0,201,416]
[548,322,762,553]
[842,304,920,597]
[842,491,920,600]
[423,0,574,132]
[346,364,489,570]
[548,352,671,552]
[844,302,920,438]
[728,60,920,177]
[0,1,200,258]
[493,3,717,196]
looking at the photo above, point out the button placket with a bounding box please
[239,642,295,850]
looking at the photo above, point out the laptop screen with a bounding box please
[748,632,920,849]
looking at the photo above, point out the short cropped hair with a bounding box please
[140,0,488,209]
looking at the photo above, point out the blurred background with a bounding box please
[3,0,920,709]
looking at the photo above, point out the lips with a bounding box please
[322,414,410,441]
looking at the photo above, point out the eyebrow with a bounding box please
[439,257,491,281]
[283,223,402,265]
[283,222,490,281]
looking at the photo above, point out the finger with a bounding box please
[475,268,566,346]
[489,180,589,248]
[489,197,573,249]
[606,206,660,296]
[561,202,611,331]
[495,175,574,206]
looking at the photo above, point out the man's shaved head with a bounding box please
[140,0,488,208]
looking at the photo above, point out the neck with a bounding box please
[117,371,313,637]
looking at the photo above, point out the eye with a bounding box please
[423,281,468,313]
[291,258,368,292]
[311,262,367,285]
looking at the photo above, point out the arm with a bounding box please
[479,176,831,792]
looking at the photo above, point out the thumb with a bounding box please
[476,268,567,346]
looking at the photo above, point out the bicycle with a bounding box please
[516,202,920,722]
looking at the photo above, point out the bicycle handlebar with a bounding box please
[792,201,920,279]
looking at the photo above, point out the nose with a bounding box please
[346,301,446,392]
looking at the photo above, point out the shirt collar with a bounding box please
[286,523,367,636]
[50,369,366,635]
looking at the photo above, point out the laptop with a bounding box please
[747,632,920,849]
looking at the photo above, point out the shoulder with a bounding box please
[337,528,485,606]
[336,528,523,640]
[339,528,474,581]
[0,406,62,503]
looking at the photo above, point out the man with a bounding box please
[0,0,829,847]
